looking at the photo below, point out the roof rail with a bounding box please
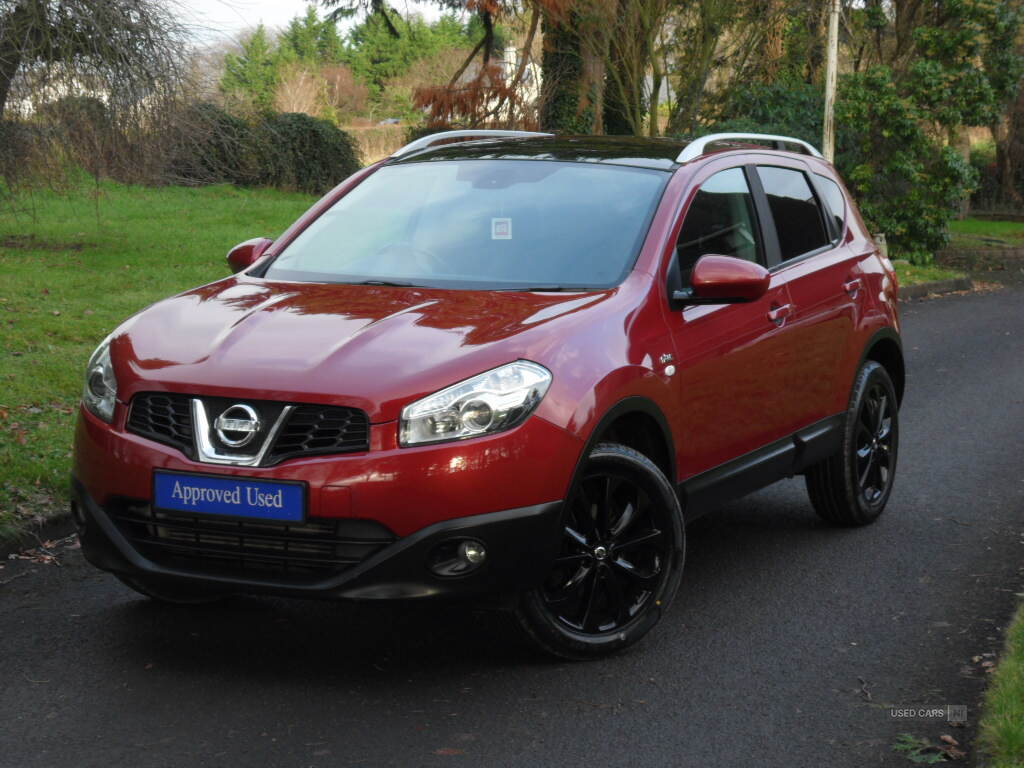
[391,129,554,159]
[677,133,823,163]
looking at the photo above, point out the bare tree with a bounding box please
[0,0,187,120]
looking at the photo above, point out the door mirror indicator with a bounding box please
[226,237,274,274]
[672,254,770,306]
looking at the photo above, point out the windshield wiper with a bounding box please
[348,279,421,287]
[496,285,583,292]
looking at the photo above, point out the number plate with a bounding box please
[153,471,305,522]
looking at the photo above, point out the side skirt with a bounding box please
[679,413,844,520]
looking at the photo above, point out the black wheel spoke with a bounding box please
[614,528,663,552]
[611,496,638,538]
[563,525,588,549]
[601,566,629,625]
[595,475,613,537]
[612,556,660,587]
[874,394,888,435]
[574,485,599,540]
[876,443,891,469]
[544,565,592,606]
[553,553,589,566]
[858,452,875,487]
[578,568,601,632]
[859,405,875,436]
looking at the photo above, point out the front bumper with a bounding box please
[72,402,580,599]
[73,477,563,600]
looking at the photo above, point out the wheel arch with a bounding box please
[860,328,905,405]
[569,397,677,487]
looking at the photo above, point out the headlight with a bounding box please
[400,361,552,446]
[82,337,118,423]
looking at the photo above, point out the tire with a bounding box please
[116,574,228,605]
[806,360,899,526]
[515,442,685,660]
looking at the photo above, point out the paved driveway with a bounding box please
[2,287,1022,767]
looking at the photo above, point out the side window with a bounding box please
[757,166,829,261]
[815,173,846,238]
[676,167,761,281]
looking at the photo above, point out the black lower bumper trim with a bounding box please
[72,477,563,600]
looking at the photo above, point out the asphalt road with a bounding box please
[2,287,1023,768]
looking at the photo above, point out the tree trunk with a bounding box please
[995,81,1024,207]
[760,0,786,84]
[649,52,663,137]
[0,3,29,120]
[602,0,634,135]
[539,7,607,134]
[667,15,719,135]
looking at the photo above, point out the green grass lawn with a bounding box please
[980,604,1024,767]
[893,261,966,287]
[0,180,314,540]
[948,217,1024,249]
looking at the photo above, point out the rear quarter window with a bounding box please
[815,173,847,238]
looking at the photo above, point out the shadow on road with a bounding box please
[96,485,859,684]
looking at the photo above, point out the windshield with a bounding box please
[263,159,668,290]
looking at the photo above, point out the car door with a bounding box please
[752,162,862,435]
[664,163,797,481]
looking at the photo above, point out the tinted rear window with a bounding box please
[757,166,829,261]
[265,160,669,290]
[815,173,846,237]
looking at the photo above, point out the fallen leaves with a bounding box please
[7,533,79,566]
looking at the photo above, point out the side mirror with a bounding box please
[672,254,770,306]
[226,237,273,274]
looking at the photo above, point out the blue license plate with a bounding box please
[153,472,305,522]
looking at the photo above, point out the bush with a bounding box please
[970,139,1002,210]
[704,71,977,264]
[250,112,362,194]
[35,96,119,178]
[165,102,253,186]
[710,81,824,147]
[163,106,361,194]
[835,68,976,263]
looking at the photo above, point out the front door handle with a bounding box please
[843,278,862,297]
[768,303,792,326]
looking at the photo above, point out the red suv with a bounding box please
[73,131,903,658]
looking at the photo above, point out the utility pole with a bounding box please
[823,0,840,162]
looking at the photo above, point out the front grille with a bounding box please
[267,405,370,463]
[109,501,395,581]
[126,394,370,465]
[127,393,194,458]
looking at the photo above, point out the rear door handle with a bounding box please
[768,303,792,326]
[843,278,862,297]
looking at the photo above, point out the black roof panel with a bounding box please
[390,135,686,171]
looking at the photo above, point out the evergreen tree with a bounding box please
[221,25,279,111]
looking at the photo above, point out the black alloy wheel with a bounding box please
[856,380,895,505]
[516,443,685,659]
[806,360,900,526]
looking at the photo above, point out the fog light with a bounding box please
[459,540,486,565]
[428,538,487,577]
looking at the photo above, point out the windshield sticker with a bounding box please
[492,218,512,240]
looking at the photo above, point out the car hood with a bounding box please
[113,277,618,423]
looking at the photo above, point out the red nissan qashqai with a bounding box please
[73,131,903,659]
